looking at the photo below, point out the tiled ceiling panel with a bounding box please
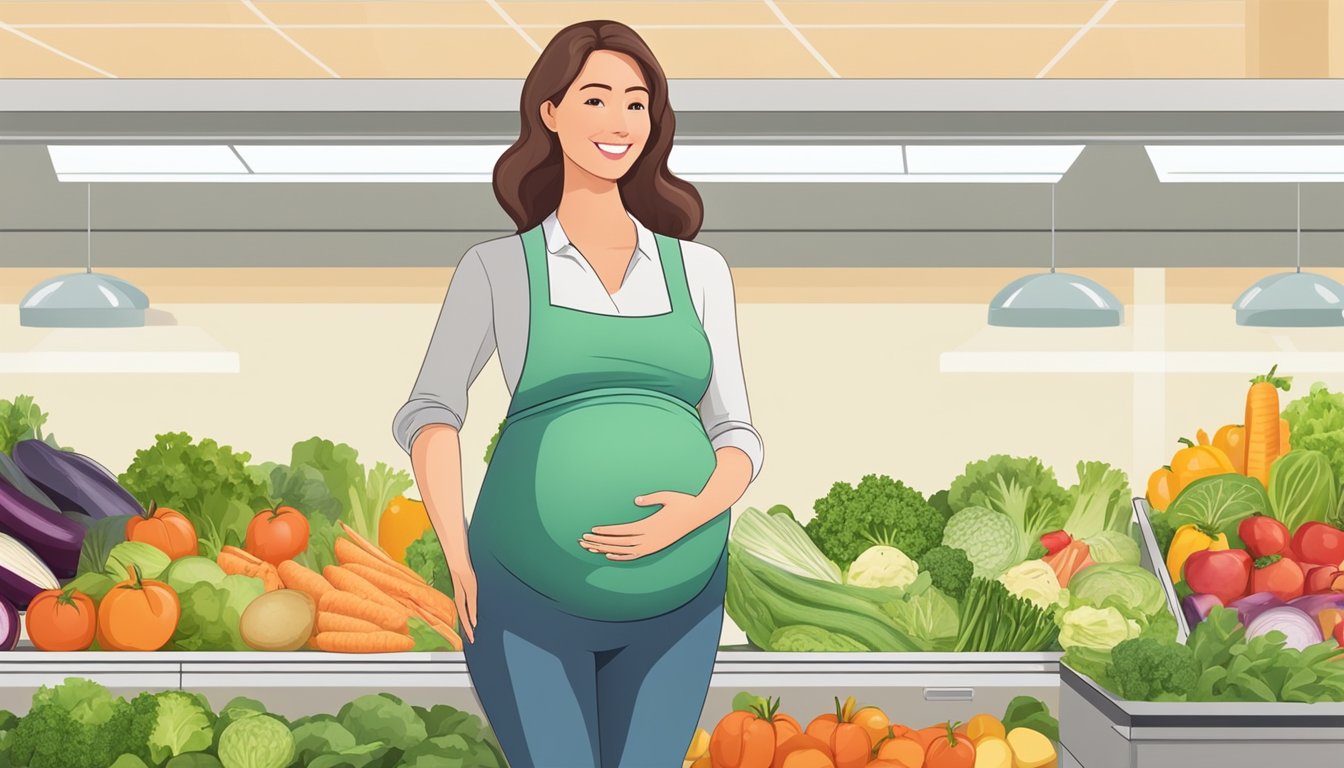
[253,0,503,25]
[19,28,335,77]
[806,28,1080,78]
[501,1,778,26]
[777,1,1105,26]
[0,1,256,24]
[285,27,540,77]
[1049,28,1245,78]
[531,25,830,77]
[1103,0,1245,25]
[0,31,99,76]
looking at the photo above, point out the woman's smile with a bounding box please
[594,141,632,159]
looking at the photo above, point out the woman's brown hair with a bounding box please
[492,20,704,239]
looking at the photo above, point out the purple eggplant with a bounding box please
[0,473,84,577]
[11,440,142,519]
[0,450,60,512]
[0,597,17,651]
[1229,592,1285,627]
[1183,593,1224,628]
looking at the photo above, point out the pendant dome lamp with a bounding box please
[1233,184,1344,327]
[988,184,1124,328]
[19,184,148,328]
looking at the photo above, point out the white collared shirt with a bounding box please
[394,210,765,481]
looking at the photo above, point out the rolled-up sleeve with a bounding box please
[392,247,496,454]
[696,246,765,482]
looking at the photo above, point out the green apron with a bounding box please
[468,224,730,622]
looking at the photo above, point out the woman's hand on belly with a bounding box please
[578,490,718,561]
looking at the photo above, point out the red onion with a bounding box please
[1229,592,1285,626]
[0,597,17,651]
[1245,606,1324,650]
[1183,593,1223,628]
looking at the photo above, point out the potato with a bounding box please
[1006,728,1057,768]
[975,737,1014,768]
[239,589,316,651]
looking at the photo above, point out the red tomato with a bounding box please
[244,506,310,565]
[1250,555,1305,601]
[1184,549,1253,604]
[1293,522,1344,568]
[1238,515,1290,559]
[1305,565,1343,594]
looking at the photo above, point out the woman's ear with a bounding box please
[539,101,558,133]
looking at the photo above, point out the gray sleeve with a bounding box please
[694,245,765,482]
[392,247,496,454]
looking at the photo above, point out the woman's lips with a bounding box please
[595,142,631,160]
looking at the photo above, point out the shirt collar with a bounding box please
[542,209,657,263]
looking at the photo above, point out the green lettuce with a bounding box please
[1165,473,1269,543]
[1062,461,1133,540]
[167,575,265,651]
[1267,449,1339,532]
[948,455,1072,542]
[146,693,212,766]
[1282,382,1344,494]
[0,395,62,455]
[287,438,413,545]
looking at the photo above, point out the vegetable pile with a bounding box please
[692,693,1058,768]
[0,397,459,655]
[1142,369,1344,653]
[0,676,507,768]
[725,456,1170,655]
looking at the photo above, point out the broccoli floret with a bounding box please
[806,474,946,570]
[1149,515,1175,556]
[1107,637,1198,701]
[918,546,974,600]
[8,695,137,768]
[927,489,955,523]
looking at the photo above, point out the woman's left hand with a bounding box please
[580,491,707,561]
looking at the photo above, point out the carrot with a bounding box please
[322,565,405,612]
[220,545,262,565]
[217,550,283,591]
[1244,365,1292,487]
[318,589,409,633]
[398,595,462,651]
[344,563,457,626]
[278,560,333,604]
[316,612,382,635]
[337,524,427,584]
[313,630,415,654]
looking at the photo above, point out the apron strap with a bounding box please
[518,225,549,317]
[654,233,696,317]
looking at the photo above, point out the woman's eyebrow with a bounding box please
[626,85,649,94]
[579,82,611,91]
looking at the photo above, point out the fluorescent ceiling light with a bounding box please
[668,145,905,176]
[56,174,494,183]
[47,145,246,175]
[1146,145,1344,182]
[905,145,1085,175]
[235,145,508,174]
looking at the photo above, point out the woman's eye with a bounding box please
[629,103,646,111]
[584,98,604,107]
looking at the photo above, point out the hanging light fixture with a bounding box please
[987,185,1124,328]
[1234,184,1344,327]
[20,184,149,328]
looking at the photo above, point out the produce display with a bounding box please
[725,457,1175,655]
[0,677,507,768]
[1069,368,1344,703]
[691,693,1059,768]
[0,397,460,653]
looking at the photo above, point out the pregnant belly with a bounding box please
[470,397,728,622]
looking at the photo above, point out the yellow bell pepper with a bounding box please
[378,495,431,563]
[1213,424,1247,475]
[1170,431,1236,493]
[1165,523,1230,583]
[1147,466,1175,511]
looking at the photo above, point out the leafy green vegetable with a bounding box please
[119,433,270,560]
[7,678,147,768]
[66,571,116,603]
[1267,449,1339,532]
[766,504,795,520]
[926,489,955,524]
[883,584,960,650]
[1062,461,1133,540]
[0,395,62,455]
[726,543,926,652]
[1067,564,1167,622]
[103,541,171,581]
[767,624,869,652]
[1282,382,1344,494]
[415,705,487,741]
[161,557,227,595]
[109,755,152,768]
[1148,512,1176,557]
[484,418,506,464]
[287,438,413,546]
[916,545,974,600]
[1084,531,1141,566]
[166,754,223,768]
[948,455,1072,542]
[145,692,213,765]
[806,474,945,570]
[953,578,1059,652]
[167,575,265,651]
[76,514,129,578]
[941,506,1025,579]
[403,529,453,598]
[1058,606,1140,652]
[408,617,455,652]
[336,693,427,754]
[737,507,842,583]
[251,455,345,573]
[288,716,358,767]
[217,715,293,768]
[306,742,394,768]
[1165,473,1269,543]
[1001,696,1059,743]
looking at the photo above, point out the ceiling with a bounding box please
[0,0,1261,79]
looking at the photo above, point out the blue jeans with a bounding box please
[462,548,728,768]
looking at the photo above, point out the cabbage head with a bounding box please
[768,624,868,652]
[218,715,295,768]
[1084,531,1141,565]
[998,560,1063,610]
[846,545,918,589]
[1059,605,1141,651]
[1068,564,1166,619]
[941,506,1025,579]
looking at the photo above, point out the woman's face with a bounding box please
[540,49,652,183]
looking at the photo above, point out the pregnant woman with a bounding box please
[392,19,764,768]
